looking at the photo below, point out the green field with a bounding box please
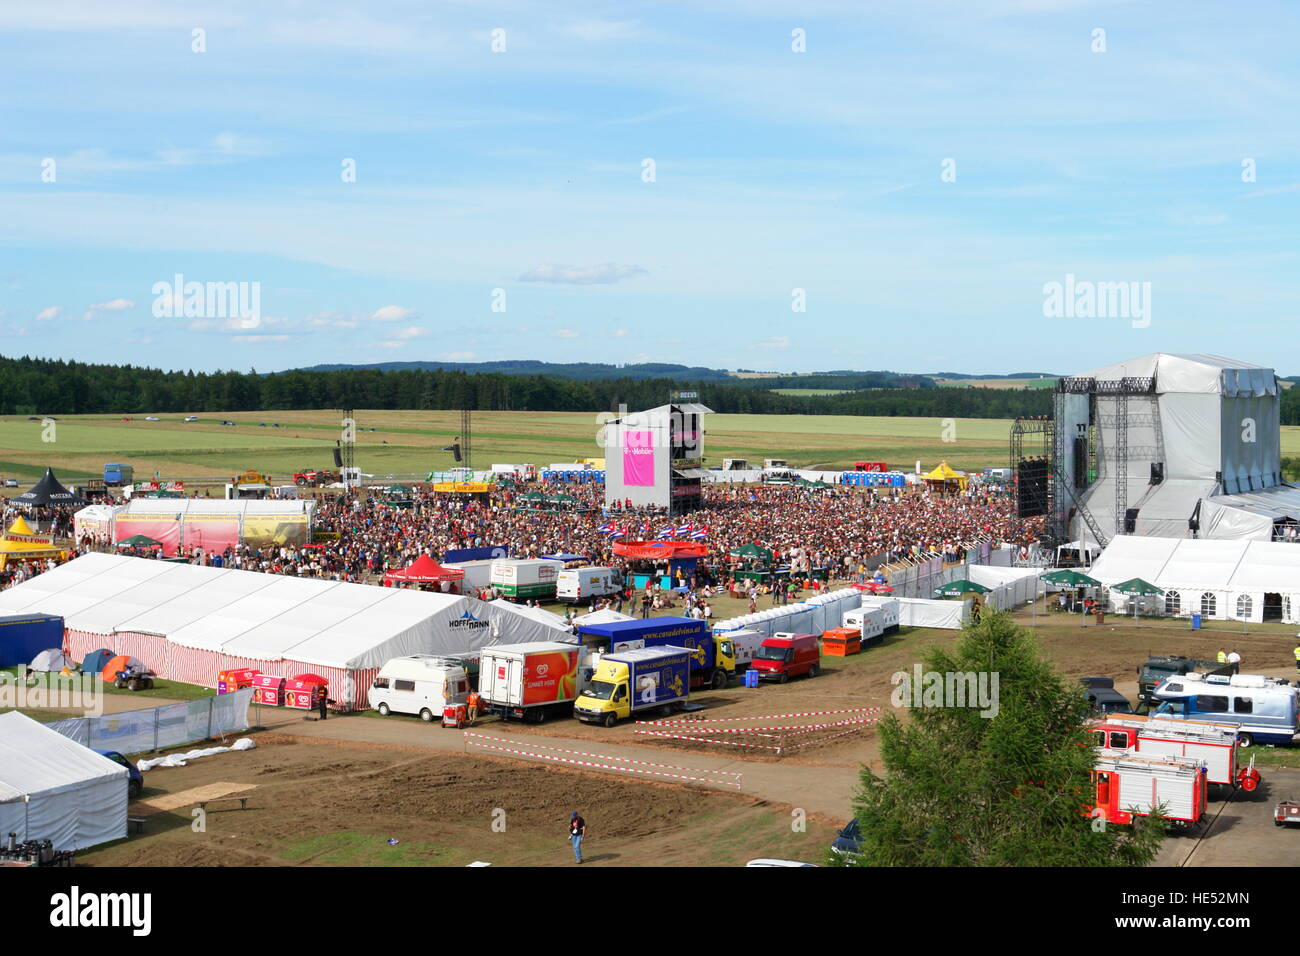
[8,410,1300,484]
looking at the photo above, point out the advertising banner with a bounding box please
[623,430,656,487]
[521,649,579,706]
[242,514,309,547]
[182,513,240,555]
[114,513,182,556]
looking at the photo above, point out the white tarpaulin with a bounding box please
[0,711,127,851]
[896,598,968,629]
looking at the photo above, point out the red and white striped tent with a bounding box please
[0,553,574,710]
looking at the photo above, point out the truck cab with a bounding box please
[750,632,820,683]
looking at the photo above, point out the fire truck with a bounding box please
[1091,713,1260,792]
[1090,750,1209,828]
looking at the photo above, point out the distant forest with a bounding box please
[6,355,1300,424]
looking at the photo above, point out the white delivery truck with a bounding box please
[477,642,584,723]
[840,606,887,647]
[719,628,765,672]
[368,655,471,722]
[557,566,623,604]
[490,559,562,600]
[854,597,900,634]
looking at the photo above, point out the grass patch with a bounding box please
[281,831,460,866]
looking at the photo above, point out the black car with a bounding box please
[1087,687,1135,716]
[831,818,862,856]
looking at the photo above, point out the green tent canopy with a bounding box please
[117,534,163,549]
[934,579,991,597]
[1111,577,1164,596]
[729,544,774,563]
[1041,569,1101,588]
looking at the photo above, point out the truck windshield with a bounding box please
[755,645,791,662]
[1141,665,1176,681]
[584,680,617,700]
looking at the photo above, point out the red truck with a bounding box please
[750,632,820,683]
[293,468,340,487]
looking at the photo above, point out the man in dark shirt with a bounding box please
[569,811,586,863]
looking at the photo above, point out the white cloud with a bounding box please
[552,328,580,338]
[518,263,648,285]
[613,328,630,337]
[35,306,60,321]
[558,19,643,42]
[88,297,134,311]
[233,334,289,343]
[371,305,416,322]
[751,336,791,350]
[305,311,358,329]
[380,325,429,348]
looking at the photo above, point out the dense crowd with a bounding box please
[10,479,1043,596]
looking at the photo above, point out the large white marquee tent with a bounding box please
[1088,535,1300,623]
[0,553,575,708]
[0,711,128,851]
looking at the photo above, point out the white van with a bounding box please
[558,567,622,603]
[368,655,470,722]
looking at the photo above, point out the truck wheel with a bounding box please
[779,673,789,685]
[1238,733,1254,748]
[377,703,390,716]
[129,779,142,799]
[526,708,544,724]
[807,665,818,679]
[603,713,617,728]
[710,670,728,690]
[419,708,434,722]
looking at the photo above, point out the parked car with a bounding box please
[831,818,863,856]
[144,416,160,421]
[3,478,17,488]
[183,415,199,422]
[95,749,144,798]
[745,859,819,867]
[1087,687,1135,716]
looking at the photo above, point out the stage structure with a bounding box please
[602,401,713,516]
[1013,354,1299,546]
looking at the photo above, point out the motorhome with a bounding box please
[368,655,471,722]
[1150,672,1300,747]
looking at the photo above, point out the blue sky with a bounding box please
[2,0,1298,375]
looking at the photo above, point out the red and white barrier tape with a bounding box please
[653,714,878,736]
[639,706,880,726]
[462,732,743,783]
[633,728,784,751]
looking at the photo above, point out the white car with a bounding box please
[183,416,199,422]
[745,859,820,867]
[3,479,17,488]
[145,416,160,421]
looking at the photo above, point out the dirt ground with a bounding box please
[78,735,838,867]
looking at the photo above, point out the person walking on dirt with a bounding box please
[569,811,586,864]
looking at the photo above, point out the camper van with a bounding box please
[557,567,622,603]
[1151,672,1300,747]
[368,655,471,722]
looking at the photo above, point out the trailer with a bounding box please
[1093,714,1260,792]
[489,559,562,601]
[840,605,887,647]
[477,642,582,723]
[1091,750,1209,827]
[851,597,900,635]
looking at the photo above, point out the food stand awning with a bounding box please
[612,540,708,560]
[383,554,466,583]
[1041,569,1101,588]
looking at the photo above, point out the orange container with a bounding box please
[821,628,862,657]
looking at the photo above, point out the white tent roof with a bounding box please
[1090,535,1300,594]
[489,598,571,631]
[572,608,634,625]
[1075,354,1276,395]
[0,712,127,850]
[116,498,314,516]
[2,554,580,672]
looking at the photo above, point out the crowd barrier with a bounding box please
[46,688,254,755]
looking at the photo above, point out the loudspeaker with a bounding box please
[1073,436,1088,488]
[332,447,343,467]
[1150,462,1164,485]
[450,444,462,463]
[1124,508,1139,533]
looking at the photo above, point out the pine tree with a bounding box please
[841,611,1166,866]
